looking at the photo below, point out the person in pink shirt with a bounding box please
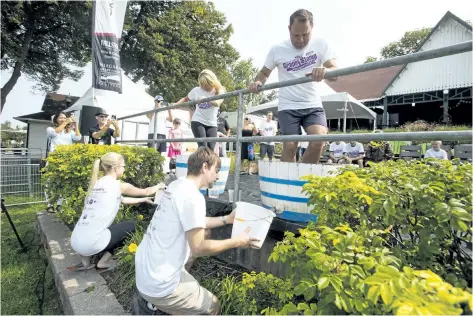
[168,118,184,159]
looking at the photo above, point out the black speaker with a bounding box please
[79,105,101,136]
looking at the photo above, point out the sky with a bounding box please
[1,0,471,126]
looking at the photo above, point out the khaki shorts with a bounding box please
[139,269,220,315]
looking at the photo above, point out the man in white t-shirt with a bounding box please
[259,112,277,161]
[248,9,338,164]
[342,141,365,168]
[147,95,172,154]
[328,141,346,164]
[134,147,259,315]
[424,141,448,160]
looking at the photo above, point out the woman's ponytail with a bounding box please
[87,159,101,197]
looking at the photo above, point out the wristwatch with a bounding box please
[221,216,227,225]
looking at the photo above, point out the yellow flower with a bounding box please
[137,214,144,220]
[128,243,137,253]
[333,239,341,246]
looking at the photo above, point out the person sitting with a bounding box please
[327,140,346,164]
[364,130,392,166]
[340,141,365,168]
[424,141,448,160]
[69,152,165,272]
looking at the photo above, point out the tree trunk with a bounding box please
[0,3,34,114]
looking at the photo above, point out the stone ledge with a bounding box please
[36,212,128,315]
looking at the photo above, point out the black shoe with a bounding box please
[132,293,157,315]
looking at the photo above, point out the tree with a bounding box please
[362,27,431,64]
[119,1,239,107]
[1,121,27,146]
[380,27,431,59]
[216,58,277,112]
[363,56,378,63]
[1,1,92,113]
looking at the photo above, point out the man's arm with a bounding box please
[187,228,241,257]
[112,121,121,138]
[92,122,112,139]
[248,67,272,93]
[323,59,338,81]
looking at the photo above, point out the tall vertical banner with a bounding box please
[92,0,128,93]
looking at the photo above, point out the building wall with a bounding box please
[28,121,52,157]
[386,17,472,96]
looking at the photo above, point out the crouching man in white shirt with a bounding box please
[424,141,448,160]
[135,146,259,315]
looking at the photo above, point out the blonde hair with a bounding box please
[87,152,124,196]
[198,69,225,95]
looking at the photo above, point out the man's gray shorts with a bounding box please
[260,143,274,160]
[278,108,327,135]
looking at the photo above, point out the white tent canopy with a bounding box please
[246,92,376,132]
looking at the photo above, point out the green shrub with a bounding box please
[42,144,165,225]
[208,225,472,315]
[302,160,472,286]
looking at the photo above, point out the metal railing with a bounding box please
[116,41,473,202]
[0,148,47,207]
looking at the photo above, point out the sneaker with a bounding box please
[132,293,157,315]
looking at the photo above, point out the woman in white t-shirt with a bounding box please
[174,69,225,151]
[44,111,82,213]
[69,152,165,272]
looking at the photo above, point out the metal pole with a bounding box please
[116,130,472,144]
[121,120,125,141]
[443,90,449,123]
[343,101,347,133]
[382,97,388,129]
[153,111,158,150]
[117,41,472,122]
[233,92,244,203]
[135,122,139,141]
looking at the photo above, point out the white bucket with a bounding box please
[258,160,347,222]
[176,154,230,195]
[231,202,276,249]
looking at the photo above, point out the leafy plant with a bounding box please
[42,144,164,225]
[208,224,472,315]
[302,160,472,286]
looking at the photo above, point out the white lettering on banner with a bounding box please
[100,39,119,49]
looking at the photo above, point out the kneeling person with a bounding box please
[135,147,258,315]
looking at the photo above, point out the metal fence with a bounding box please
[1,148,47,207]
[116,41,473,202]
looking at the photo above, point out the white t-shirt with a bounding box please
[260,121,276,145]
[135,177,206,298]
[47,127,81,152]
[344,142,365,158]
[70,176,122,256]
[264,38,336,112]
[148,111,169,135]
[424,148,448,160]
[189,87,222,127]
[329,142,346,158]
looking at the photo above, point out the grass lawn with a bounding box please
[1,202,63,315]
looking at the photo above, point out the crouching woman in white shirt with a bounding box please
[69,152,165,272]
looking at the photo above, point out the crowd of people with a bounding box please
[42,8,456,316]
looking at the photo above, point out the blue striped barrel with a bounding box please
[258,161,345,223]
[175,154,231,195]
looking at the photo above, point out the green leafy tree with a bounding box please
[1,121,27,145]
[363,56,378,63]
[120,0,239,107]
[219,58,278,112]
[1,0,92,113]
[362,27,431,63]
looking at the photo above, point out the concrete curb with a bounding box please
[36,212,128,315]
